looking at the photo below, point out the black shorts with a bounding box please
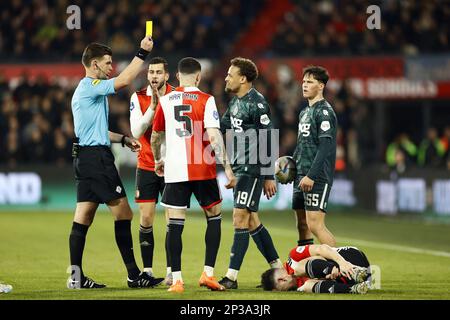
[233,175,264,212]
[135,168,165,203]
[335,247,370,268]
[161,179,222,210]
[292,175,332,212]
[74,146,126,204]
[328,247,370,285]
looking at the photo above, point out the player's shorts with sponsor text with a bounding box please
[74,146,126,204]
[233,175,264,212]
[292,175,332,212]
[161,179,222,209]
[135,168,165,203]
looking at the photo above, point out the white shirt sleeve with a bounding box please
[129,92,155,139]
[203,96,220,129]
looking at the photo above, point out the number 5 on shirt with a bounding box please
[175,104,193,137]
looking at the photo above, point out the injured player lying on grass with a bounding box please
[260,244,374,294]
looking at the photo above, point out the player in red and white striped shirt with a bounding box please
[129,57,174,286]
[151,57,236,293]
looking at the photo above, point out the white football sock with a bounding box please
[143,267,153,275]
[204,266,214,277]
[172,271,183,283]
[226,269,239,281]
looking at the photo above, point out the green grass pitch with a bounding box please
[0,209,449,300]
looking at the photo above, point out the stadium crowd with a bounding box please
[0,0,260,61]
[271,0,450,56]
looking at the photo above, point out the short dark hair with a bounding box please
[82,43,112,67]
[302,65,329,85]
[178,57,201,74]
[260,269,276,291]
[149,57,169,73]
[230,57,258,82]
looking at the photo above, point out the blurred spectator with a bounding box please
[440,126,450,158]
[271,0,450,56]
[335,128,346,172]
[447,153,450,171]
[393,149,407,174]
[417,127,446,167]
[51,128,72,166]
[386,133,417,167]
[346,129,360,169]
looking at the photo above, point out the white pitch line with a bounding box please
[337,236,450,258]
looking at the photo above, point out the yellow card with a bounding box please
[146,21,153,37]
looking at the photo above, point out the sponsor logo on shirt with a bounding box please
[321,121,331,131]
[260,114,270,125]
[300,123,311,137]
[231,116,243,132]
[296,246,306,253]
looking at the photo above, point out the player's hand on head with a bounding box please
[140,36,154,52]
[263,179,277,199]
[125,137,142,152]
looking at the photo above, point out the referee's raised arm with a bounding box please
[114,37,154,91]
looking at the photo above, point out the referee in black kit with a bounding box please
[67,36,157,289]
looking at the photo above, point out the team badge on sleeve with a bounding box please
[130,101,135,111]
[213,110,219,120]
[320,120,330,131]
[92,79,101,86]
[260,114,270,125]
